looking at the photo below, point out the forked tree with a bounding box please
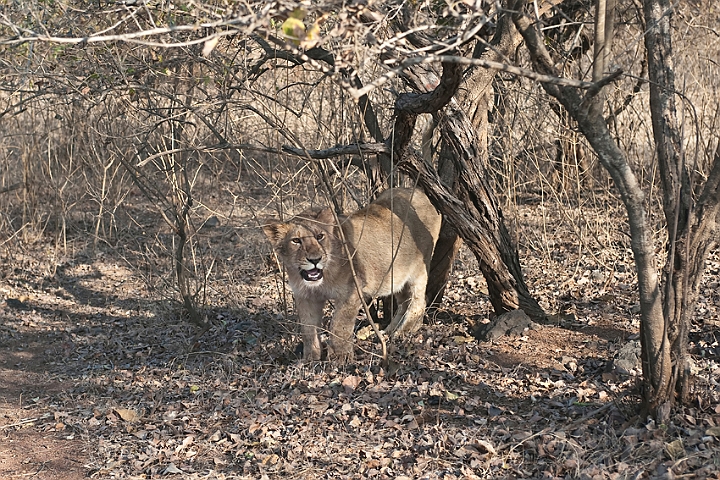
[511,0,720,419]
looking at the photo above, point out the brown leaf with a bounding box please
[175,435,194,454]
[114,408,141,423]
[309,402,330,413]
[512,431,533,441]
[470,440,496,455]
[342,375,361,392]
[162,463,183,474]
[664,439,684,460]
[453,335,474,344]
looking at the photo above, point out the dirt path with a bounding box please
[0,339,88,480]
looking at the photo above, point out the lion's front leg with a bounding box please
[328,298,361,363]
[296,297,324,361]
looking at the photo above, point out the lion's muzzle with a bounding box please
[300,268,324,282]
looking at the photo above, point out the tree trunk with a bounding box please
[641,0,686,415]
[515,1,720,419]
[424,115,462,308]
[513,9,670,414]
[400,143,545,321]
[425,0,528,313]
[643,0,720,410]
[389,60,546,322]
[439,108,546,320]
[426,216,462,309]
[674,146,720,401]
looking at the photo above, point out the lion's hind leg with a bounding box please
[384,276,428,335]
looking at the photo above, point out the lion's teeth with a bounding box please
[301,268,324,282]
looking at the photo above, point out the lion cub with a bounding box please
[262,188,441,363]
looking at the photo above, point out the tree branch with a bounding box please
[347,54,615,100]
[282,143,388,159]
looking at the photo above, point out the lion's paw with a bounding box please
[298,342,322,362]
[327,345,354,364]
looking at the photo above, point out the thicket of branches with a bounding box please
[1,0,718,418]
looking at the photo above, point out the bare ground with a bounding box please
[1,187,719,479]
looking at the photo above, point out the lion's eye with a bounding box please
[291,238,301,245]
[316,233,325,241]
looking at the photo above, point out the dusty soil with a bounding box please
[1,186,719,479]
[0,343,87,480]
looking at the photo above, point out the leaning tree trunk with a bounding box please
[425,1,538,316]
[423,115,463,309]
[386,60,546,323]
[438,108,546,320]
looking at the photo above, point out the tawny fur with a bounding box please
[262,188,442,363]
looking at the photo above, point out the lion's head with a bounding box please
[262,208,343,289]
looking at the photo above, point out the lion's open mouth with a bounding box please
[301,268,323,282]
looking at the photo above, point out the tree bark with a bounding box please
[425,216,462,309]
[642,0,720,409]
[440,108,546,320]
[425,1,531,314]
[462,0,523,143]
[641,0,685,415]
[399,144,545,321]
[389,59,546,321]
[513,9,670,413]
[675,144,720,400]
[424,118,462,309]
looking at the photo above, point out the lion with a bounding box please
[262,188,442,363]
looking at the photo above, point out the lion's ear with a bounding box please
[262,222,291,248]
[315,208,336,228]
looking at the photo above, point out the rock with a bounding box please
[203,216,220,228]
[610,340,641,375]
[474,309,537,342]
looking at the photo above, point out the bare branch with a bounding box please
[0,21,238,47]
[347,54,614,100]
[282,143,388,159]
[136,143,281,168]
[0,182,22,194]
